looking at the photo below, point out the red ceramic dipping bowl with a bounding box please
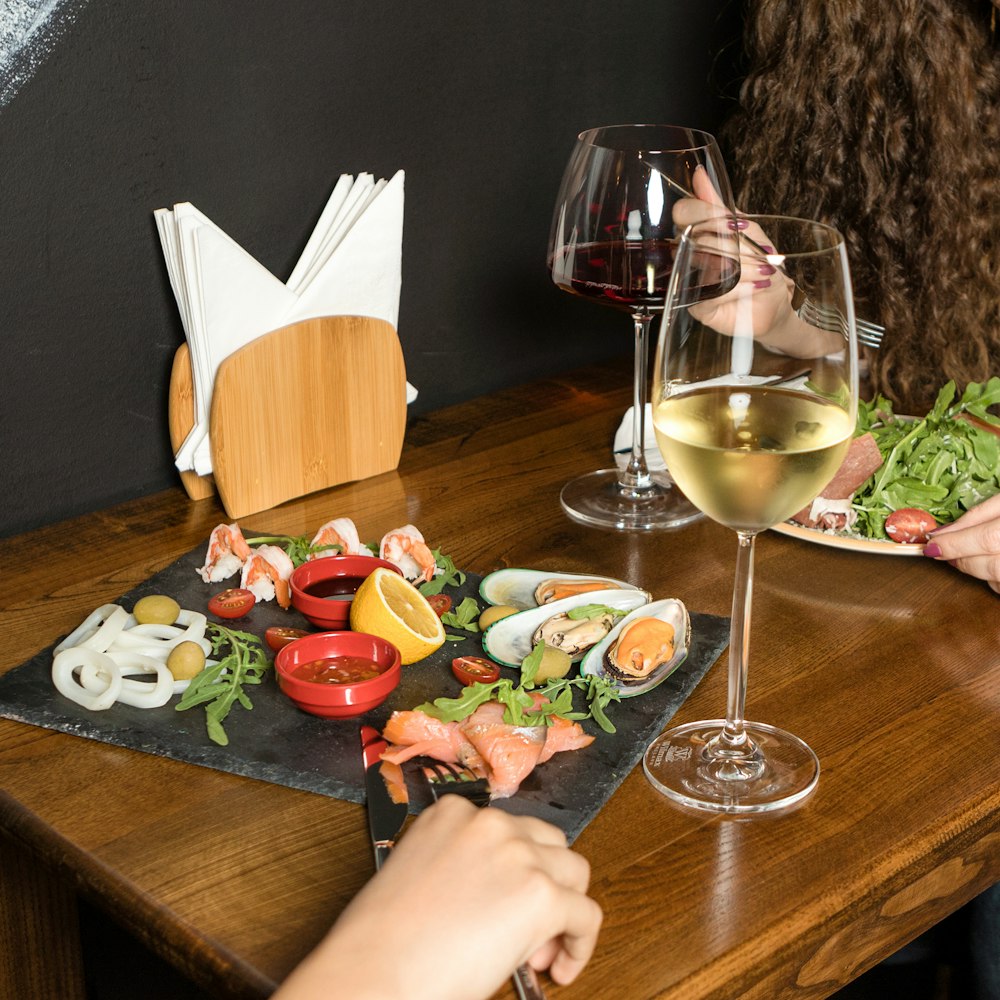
[290,555,402,629]
[275,631,401,719]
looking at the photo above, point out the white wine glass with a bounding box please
[547,124,735,530]
[643,214,859,813]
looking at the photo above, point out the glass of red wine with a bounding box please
[548,124,735,529]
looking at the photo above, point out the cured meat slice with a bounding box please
[791,432,884,529]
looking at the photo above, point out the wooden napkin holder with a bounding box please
[167,315,407,519]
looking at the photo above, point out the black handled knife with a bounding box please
[360,724,408,870]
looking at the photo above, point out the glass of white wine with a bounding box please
[643,214,859,813]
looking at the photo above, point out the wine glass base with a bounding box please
[560,469,703,531]
[643,719,819,814]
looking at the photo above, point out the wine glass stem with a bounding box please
[721,530,757,751]
[621,311,654,492]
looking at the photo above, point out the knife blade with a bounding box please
[361,724,409,871]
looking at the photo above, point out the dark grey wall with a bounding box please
[0,1,741,538]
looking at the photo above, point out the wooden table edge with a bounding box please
[0,788,277,999]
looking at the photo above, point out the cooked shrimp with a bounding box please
[309,517,365,558]
[197,523,252,583]
[240,544,294,608]
[379,524,437,584]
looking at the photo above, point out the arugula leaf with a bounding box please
[418,549,466,597]
[585,675,622,734]
[175,623,269,746]
[411,644,621,732]
[244,534,340,567]
[441,596,481,632]
[565,604,627,622]
[519,642,544,688]
[534,675,622,734]
[496,681,544,725]
[413,682,503,720]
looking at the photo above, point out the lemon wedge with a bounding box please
[350,568,446,665]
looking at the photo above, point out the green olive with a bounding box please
[479,604,518,630]
[167,641,206,680]
[133,594,181,626]
[533,645,572,682]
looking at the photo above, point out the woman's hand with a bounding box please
[924,493,1000,594]
[273,795,603,1000]
[672,178,839,358]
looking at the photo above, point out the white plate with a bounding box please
[769,520,923,556]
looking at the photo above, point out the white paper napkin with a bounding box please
[289,171,403,329]
[614,404,666,473]
[156,170,413,476]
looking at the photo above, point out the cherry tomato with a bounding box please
[207,588,256,619]
[265,626,309,651]
[452,656,501,686]
[427,593,453,618]
[885,507,938,544]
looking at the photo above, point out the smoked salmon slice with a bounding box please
[379,759,409,806]
[380,698,594,799]
[537,715,595,764]
[381,711,473,765]
[461,702,546,799]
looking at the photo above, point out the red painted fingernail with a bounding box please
[727,218,750,231]
[753,278,772,290]
[758,263,777,276]
[923,542,942,558]
[760,244,775,254]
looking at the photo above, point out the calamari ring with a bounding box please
[80,605,130,652]
[52,647,123,711]
[111,638,212,661]
[53,605,214,709]
[53,604,125,654]
[111,611,208,652]
[80,651,174,709]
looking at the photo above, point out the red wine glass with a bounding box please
[548,124,735,530]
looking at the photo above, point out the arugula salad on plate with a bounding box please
[781,378,1000,548]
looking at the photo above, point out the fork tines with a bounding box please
[798,298,884,349]
[856,320,885,349]
[421,760,492,807]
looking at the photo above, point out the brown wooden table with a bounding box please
[2,358,998,999]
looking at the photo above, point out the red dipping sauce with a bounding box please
[291,655,385,684]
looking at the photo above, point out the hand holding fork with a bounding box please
[666,170,885,352]
[276,771,603,1000]
[422,762,600,1000]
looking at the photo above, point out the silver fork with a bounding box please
[422,759,492,806]
[798,298,885,349]
[422,761,547,1000]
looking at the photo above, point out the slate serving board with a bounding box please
[0,541,730,843]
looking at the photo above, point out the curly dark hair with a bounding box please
[722,0,1000,414]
